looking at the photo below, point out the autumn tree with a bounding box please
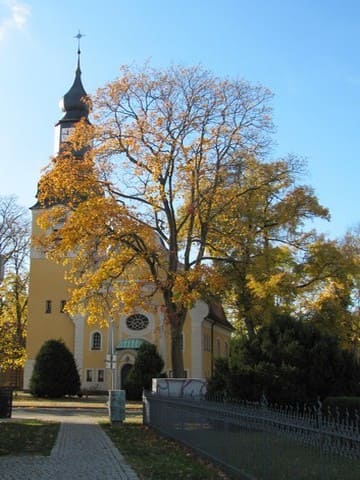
[0,196,30,372]
[209,155,330,337]
[37,64,273,377]
[302,228,360,352]
[0,273,28,371]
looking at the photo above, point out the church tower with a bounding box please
[23,39,95,390]
[54,36,89,154]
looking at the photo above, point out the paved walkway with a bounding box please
[0,407,139,480]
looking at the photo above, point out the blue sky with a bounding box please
[1,0,359,239]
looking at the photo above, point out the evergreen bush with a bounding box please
[208,315,360,404]
[125,343,164,400]
[29,339,80,398]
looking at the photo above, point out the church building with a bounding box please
[24,47,233,393]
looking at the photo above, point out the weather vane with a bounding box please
[74,30,85,55]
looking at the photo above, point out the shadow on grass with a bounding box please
[102,418,231,480]
[0,419,60,456]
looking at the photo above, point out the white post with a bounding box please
[106,318,117,390]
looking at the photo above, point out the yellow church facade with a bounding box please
[23,50,233,393]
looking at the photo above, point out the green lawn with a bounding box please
[0,419,60,456]
[171,424,360,480]
[111,407,359,480]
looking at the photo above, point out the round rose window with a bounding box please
[126,314,149,331]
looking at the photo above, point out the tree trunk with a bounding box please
[170,322,185,378]
[162,216,186,377]
[163,293,186,377]
[236,266,256,339]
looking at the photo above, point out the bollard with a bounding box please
[0,388,13,418]
[108,390,126,423]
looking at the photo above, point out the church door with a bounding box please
[120,363,132,389]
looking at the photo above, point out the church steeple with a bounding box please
[54,32,89,153]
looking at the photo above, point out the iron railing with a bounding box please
[143,392,360,480]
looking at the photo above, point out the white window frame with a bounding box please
[97,369,105,383]
[86,369,93,382]
[90,331,102,351]
[60,300,66,313]
[203,333,211,352]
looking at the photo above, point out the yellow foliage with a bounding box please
[0,274,27,371]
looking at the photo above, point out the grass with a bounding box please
[102,415,231,480]
[170,424,360,480]
[103,407,359,480]
[12,391,109,408]
[0,419,60,456]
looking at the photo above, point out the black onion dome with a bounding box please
[58,58,89,123]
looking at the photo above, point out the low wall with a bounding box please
[152,378,207,398]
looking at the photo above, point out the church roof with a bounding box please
[206,301,234,331]
[115,338,150,351]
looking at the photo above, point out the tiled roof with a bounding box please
[115,338,149,351]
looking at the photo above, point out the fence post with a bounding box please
[261,394,269,480]
[317,399,325,480]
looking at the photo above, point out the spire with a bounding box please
[57,31,89,125]
[75,30,83,74]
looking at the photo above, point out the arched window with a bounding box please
[126,313,149,331]
[91,332,102,351]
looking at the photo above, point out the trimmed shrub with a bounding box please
[30,339,80,398]
[125,343,164,400]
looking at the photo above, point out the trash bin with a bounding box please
[108,390,125,423]
[0,387,13,418]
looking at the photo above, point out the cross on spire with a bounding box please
[74,30,85,55]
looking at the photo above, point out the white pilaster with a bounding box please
[72,314,85,379]
[190,300,209,378]
[23,359,35,390]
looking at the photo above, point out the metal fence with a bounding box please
[143,392,360,480]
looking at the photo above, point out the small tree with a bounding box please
[30,339,80,398]
[125,342,164,400]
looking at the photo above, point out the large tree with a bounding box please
[37,64,273,377]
